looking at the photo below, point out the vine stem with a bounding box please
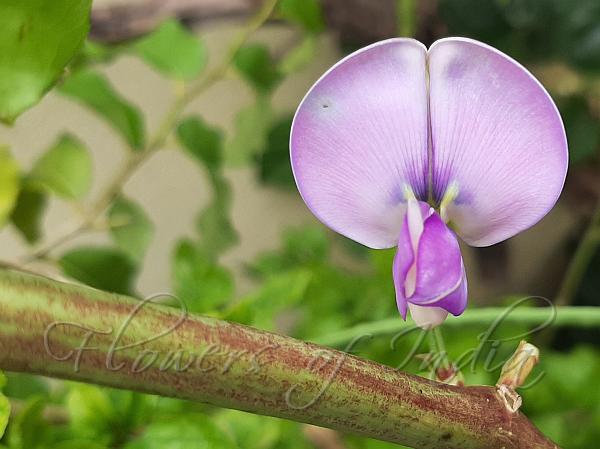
[316,304,600,348]
[396,0,417,37]
[554,201,600,307]
[22,0,279,264]
[0,269,559,449]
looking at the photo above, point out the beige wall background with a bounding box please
[0,13,575,303]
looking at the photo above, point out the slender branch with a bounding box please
[554,202,600,307]
[88,0,400,45]
[396,0,417,37]
[0,269,558,449]
[90,0,260,43]
[316,305,600,348]
[185,0,279,99]
[139,0,278,152]
[21,0,278,265]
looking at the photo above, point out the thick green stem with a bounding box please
[0,269,559,449]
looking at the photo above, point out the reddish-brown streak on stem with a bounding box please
[0,269,559,449]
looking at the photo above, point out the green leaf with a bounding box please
[109,196,154,262]
[0,147,20,226]
[196,176,238,258]
[213,409,283,449]
[172,239,234,313]
[258,115,295,188]
[279,35,318,75]
[59,246,137,295]
[0,395,7,441]
[124,414,237,449]
[283,225,329,265]
[66,384,114,444]
[106,391,150,432]
[3,373,49,400]
[0,0,92,123]
[225,96,273,165]
[70,40,118,72]
[0,371,8,440]
[60,70,145,150]
[131,20,207,80]
[279,0,325,33]
[10,185,47,243]
[226,269,312,330]
[8,396,47,449]
[234,45,281,93]
[250,225,329,275]
[176,117,223,171]
[176,117,238,257]
[30,134,93,199]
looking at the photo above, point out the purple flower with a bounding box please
[290,37,568,328]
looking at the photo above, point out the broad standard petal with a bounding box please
[290,39,429,249]
[428,37,568,246]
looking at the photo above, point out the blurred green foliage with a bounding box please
[130,20,208,80]
[60,71,146,150]
[0,0,599,448]
[9,185,47,244]
[59,246,138,295]
[0,148,19,226]
[0,0,92,123]
[29,134,93,200]
[109,196,154,263]
[439,0,600,70]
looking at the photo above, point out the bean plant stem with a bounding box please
[0,269,559,449]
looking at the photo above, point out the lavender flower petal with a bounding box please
[407,304,449,329]
[290,39,429,249]
[428,37,568,246]
[393,200,467,321]
[392,216,414,320]
[411,211,463,304]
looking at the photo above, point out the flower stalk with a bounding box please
[0,269,559,449]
